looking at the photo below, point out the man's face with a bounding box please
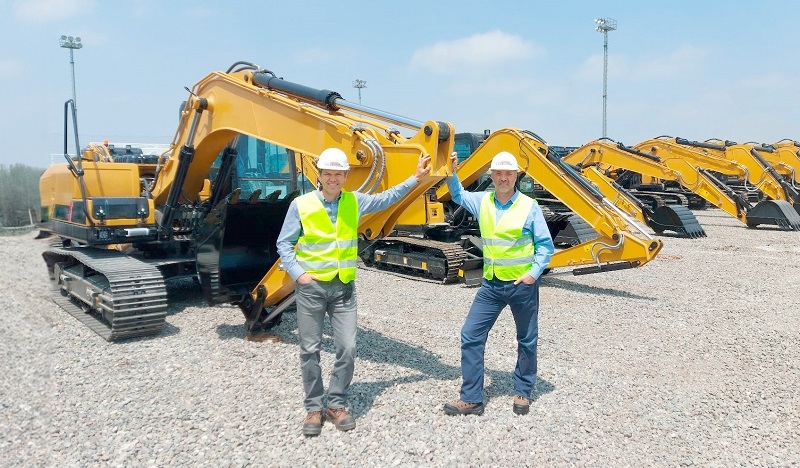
[318,169,348,198]
[491,169,517,198]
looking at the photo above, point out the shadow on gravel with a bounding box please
[119,322,182,343]
[541,276,654,300]
[216,311,555,418]
[484,372,554,403]
[164,277,207,316]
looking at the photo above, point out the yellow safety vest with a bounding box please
[295,191,359,283]
[479,192,536,281]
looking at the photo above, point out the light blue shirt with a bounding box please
[277,175,418,281]
[446,172,555,280]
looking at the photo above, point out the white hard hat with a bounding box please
[317,148,350,171]
[489,151,519,171]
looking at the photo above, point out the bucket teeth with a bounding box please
[746,200,800,231]
[649,205,706,239]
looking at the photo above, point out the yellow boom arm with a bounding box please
[436,128,662,274]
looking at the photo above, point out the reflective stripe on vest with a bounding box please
[479,192,535,281]
[296,191,359,283]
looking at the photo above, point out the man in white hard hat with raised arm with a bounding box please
[277,147,431,436]
[442,150,554,417]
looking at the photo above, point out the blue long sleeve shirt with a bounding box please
[446,173,555,280]
[277,175,418,281]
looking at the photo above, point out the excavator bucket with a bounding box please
[196,193,297,304]
[745,200,800,230]
[647,205,707,238]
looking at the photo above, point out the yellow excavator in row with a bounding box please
[361,128,664,284]
[670,138,800,228]
[40,61,454,341]
[561,138,800,231]
[768,140,800,186]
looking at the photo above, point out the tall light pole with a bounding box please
[59,35,83,113]
[595,18,616,138]
[352,79,366,104]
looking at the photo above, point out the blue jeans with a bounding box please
[460,278,540,403]
[295,277,357,412]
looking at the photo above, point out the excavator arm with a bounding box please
[679,138,799,205]
[757,140,800,187]
[435,128,663,275]
[152,67,451,232]
[632,137,800,230]
[562,139,746,230]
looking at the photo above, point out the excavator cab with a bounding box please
[195,136,311,305]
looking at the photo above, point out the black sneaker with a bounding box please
[443,399,485,416]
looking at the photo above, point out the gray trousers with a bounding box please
[294,277,357,412]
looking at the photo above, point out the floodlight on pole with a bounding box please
[352,79,367,104]
[595,17,616,138]
[59,35,83,114]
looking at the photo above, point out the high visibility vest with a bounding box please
[479,192,536,281]
[295,191,359,283]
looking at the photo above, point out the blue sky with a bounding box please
[1,0,799,168]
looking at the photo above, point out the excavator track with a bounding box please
[367,236,467,284]
[43,247,168,341]
[357,261,445,284]
[633,191,690,207]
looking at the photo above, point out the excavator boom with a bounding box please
[443,128,663,276]
[647,137,800,230]
[562,139,765,234]
[760,140,800,187]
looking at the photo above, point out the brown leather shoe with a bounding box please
[325,407,356,431]
[302,411,323,436]
[513,395,530,415]
[443,399,485,416]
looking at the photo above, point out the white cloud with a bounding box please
[739,72,791,91]
[408,31,541,75]
[13,0,94,24]
[632,45,710,80]
[0,59,23,79]
[575,45,710,83]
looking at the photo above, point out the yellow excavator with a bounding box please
[561,138,760,232]
[560,139,710,238]
[664,137,800,228]
[39,61,453,341]
[360,128,664,284]
[754,140,800,186]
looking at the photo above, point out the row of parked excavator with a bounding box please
[38,63,799,341]
[98,132,800,289]
[359,132,800,285]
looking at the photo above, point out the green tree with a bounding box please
[0,164,44,227]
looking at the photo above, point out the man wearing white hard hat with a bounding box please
[277,147,431,436]
[442,150,554,417]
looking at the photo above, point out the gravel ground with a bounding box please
[1,208,798,467]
